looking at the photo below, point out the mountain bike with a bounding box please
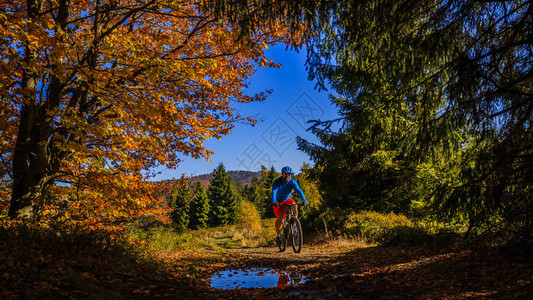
[277,202,304,253]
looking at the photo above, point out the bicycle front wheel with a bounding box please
[290,217,303,253]
[278,224,288,252]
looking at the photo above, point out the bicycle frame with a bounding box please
[280,203,299,221]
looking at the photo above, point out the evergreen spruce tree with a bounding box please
[294,0,460,214]
[261,166,279,218]
[230,180,243,222]
[298,0,532,240]
[205,0,533,243]
[168,177,192,230]
[189,182,211,230]
[208,164,240,226]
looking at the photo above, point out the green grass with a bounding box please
[127,218,278,252]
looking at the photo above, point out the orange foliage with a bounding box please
[0,0,301,222]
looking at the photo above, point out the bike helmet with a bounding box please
[281,166,293,174]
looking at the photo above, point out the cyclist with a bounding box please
[272,166,308,246]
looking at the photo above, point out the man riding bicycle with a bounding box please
[272,166,308,246]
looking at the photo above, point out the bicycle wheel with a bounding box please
[278,223,288,252]
[290,217,303,253]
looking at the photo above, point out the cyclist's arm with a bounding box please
[292,180,307,204]
[271,181,279,204]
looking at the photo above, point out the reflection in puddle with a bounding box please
[209,268,309,289]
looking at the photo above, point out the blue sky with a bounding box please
[154,45,339,179]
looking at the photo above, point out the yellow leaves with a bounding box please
[258,56,269,67]
[257,56,281,68]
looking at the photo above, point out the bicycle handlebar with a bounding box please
[278,202,306,208]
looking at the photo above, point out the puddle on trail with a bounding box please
[209,268,309,289]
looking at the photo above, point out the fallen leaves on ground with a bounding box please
[196,244,532,299]
[1,229,532,299]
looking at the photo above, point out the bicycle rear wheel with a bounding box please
[290,217,303,253]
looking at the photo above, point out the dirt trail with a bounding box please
[195,244,533,299]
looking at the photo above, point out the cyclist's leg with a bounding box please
[273,204,284,235]
[275,214,283,235]
[284,198,297,218]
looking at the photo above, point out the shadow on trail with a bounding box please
[201,245,533,299]
[0,224,201,299]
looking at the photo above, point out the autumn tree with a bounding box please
[0,0,291,221]
[235,200,262,237]
[188,181,210,230]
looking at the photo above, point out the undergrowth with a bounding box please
[0,220,179,299]
[127,213,277,252]
[307,209,464,247]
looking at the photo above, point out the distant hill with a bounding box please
[190,170,261,188]
[155,170,262,190]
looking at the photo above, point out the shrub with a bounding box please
[130,213,169,231]
[314,209,462,246]
[127,221,213,251]
[344,210,413,241]
[378,225,432,246]
[379,226,463,246]
[235,200,262,237]
[304,207,352,234]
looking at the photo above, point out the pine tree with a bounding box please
[231,181,243,221]
[261,166,279,218]
[295,0,532,241]
[168,177,192,230]
[189,182,211,230]
[205,0,533,243]
[208,164,240,226]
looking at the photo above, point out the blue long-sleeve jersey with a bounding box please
[272,177,307,203]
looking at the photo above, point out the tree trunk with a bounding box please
[8,103,51,220]
[8,0,49,220]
